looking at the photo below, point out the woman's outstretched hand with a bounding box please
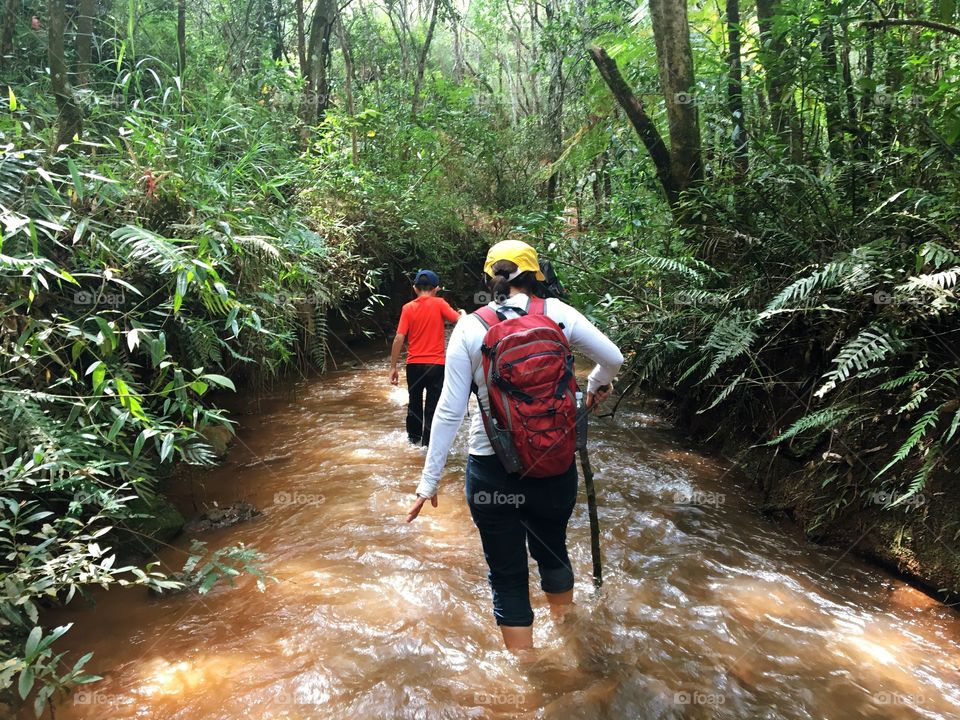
[407,493,438,523]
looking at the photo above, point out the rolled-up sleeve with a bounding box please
[416,321,474,497]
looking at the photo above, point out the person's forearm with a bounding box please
[417,329,472,497]
[390,334,405,369]
[568,308,624,393]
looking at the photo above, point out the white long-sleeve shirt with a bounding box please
[415,293,625,498]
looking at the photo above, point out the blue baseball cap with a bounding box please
[413,269,440,287]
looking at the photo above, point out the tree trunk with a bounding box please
[302,0,337,128]
[76,0,94,85]
[177,0,186,79]
[879,4,903,143]
[855,24,875,157]
[648,0,703,193]
[452,22,464,83]
[840,20,859,210]
[588,46,678,207]
[269,0,283,61]
[50,0,82,148]
[725,0,748,178]
[545,64,563,204]
[0,0,18,66]
[385,9,410,75]
[756,0,801,160]
[295,0,307,77]
[337,17,359,165]
[411,0,440,120]
[840,21,858,145]
[821,1,844,159]
[544,0,563,206]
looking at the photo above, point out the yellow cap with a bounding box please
[483,240,546,281]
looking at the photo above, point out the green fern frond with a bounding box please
[816,327,897,397]
[898,387,929,414]
[878,370,929,391]
[179,440,218,465]
[763,262,847,313]
[896,267,960,294]
[875,407,941,479]
[676,353,708,385]
[700,371,747,412]
[889,451,938,507]
[233,235,284,263]
[763,245,885,315]
[631,253,719,281]
[919,241,960,270]
[112,225,195,273]
[699,312,757,381]
[943,408,960,445]
[179,320,223,369]
[767,404,858,446]
[311,304,328,371]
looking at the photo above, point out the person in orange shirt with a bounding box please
[390,270,464,446]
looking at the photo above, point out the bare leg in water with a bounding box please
[500,590,574,654]
[547,589,574,621]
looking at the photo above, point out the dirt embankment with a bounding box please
[671,380,960,601]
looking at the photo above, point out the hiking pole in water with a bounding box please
[576,391,603,589]
[580,445,603,589]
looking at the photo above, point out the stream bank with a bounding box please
[678,382,960,601]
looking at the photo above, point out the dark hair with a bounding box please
[486,259,537,303]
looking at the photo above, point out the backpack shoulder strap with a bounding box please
[473,306,500,330]
[527,295,546,316]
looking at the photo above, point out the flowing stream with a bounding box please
[44,349,960,719]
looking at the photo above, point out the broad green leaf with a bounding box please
[160,433,174,463]
[17,666,34,700]
[67,159,85,201]
[24,626,42,657]
[201,374,236,391]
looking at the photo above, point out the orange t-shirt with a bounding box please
[397,295,460,365]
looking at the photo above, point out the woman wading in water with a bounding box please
[406,240,623,653]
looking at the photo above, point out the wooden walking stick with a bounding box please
[580,444,603,589]
[577,389,603,589]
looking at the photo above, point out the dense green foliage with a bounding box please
[0,0,958,714]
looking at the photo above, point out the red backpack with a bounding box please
[473,296,578,478]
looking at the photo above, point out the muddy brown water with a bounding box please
[43,351,960,719]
